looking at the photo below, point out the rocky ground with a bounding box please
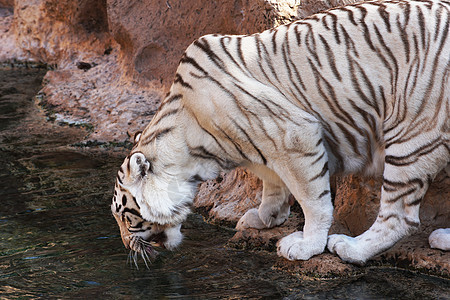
[0,0,448,278]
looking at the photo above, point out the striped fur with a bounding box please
[111,142,183,264]
[114,0,449,264]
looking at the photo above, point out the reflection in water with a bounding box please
[0,67,449,299]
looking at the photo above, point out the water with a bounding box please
[0,67,449,299]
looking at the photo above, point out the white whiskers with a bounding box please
[127,236,158,269]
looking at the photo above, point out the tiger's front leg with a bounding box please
[236,180,291,230]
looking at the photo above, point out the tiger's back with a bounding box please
[176,0,449,175]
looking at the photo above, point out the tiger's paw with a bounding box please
[236,208,267,230]
[277,231,324,261]
[327,234,367,265]
[429,228,450,251]
[258,203,290,229]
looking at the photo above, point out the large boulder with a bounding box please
[13,0,111,64]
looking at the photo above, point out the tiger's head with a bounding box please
[111,184,176,256]
[111,129,208,259]
[111,180,183,256]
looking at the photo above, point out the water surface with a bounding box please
[0,67,449,299]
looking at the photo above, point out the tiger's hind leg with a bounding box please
[236,175,291,230]
[274,130,334,261]
[328,140,449,265]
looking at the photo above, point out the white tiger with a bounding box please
[112,0,450,265]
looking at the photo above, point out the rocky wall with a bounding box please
[107,0,301,89]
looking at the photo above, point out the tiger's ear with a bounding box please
[133,131,142,144]
[129,152,150,178]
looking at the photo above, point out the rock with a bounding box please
[0,7,28,62]
[195,168,262,224]
[0,1,13,8]
[13,0,111,64]
[107,0,300,89]
[297,0,360,18]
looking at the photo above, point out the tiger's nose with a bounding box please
[113,214,132,249]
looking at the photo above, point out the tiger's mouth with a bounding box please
[128,231,168,258]
[146,232,168,249]
[128,231,167,252]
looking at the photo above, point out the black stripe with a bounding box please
[123,207,141,217]
[215,124,250,162]
[220,37,248,74]
[378,4,391,33]
[341,7,357,26]
[140,127,174,146]
[194,38,242,83]
[311,151,325,166]
[417,6,426,50]
[383,178,425,189]
[406,197,422,206]
[256,34,281,83]
[174,73,193,89]
[304,24,322,67]
[152,109,179,126]
[236,37,247,68]
[434,6,443,41]
[359,6,376,52]
[180,55,207,75]
[404,218,419,228]
[232,121,267,165]
[187,107,231,157]
[116,174,123,185]
[189,174,204,183]
[319,34,342,81]
[189,145,229,169]
[318,190,330,199]
[385,137,442,166]
[348,57,381,116]
[272,28,278,54]
[310,162,328,181]
[373,24,399,89]
[329,12,340,45]
[340,24,359,58]
[133,196,140,209]
[396,18,410,62]
[386,187,417,203]
[382,214,400,222]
